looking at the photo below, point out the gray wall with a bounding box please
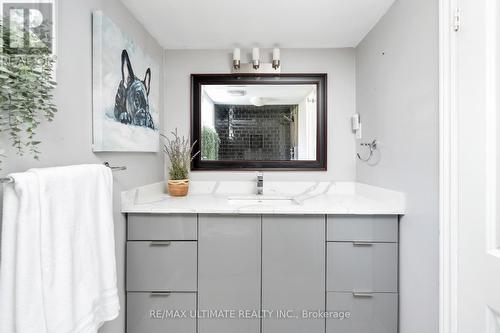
[0,1,164,332]
[355,0,439,332]
[164,48,356,181]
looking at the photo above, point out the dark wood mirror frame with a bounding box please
[191,73,327,171]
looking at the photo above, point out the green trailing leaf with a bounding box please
[0,20,58,168]
[161,129,200,180]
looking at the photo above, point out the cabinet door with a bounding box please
[327,215,398,242]
[128,214,197,240]
[326,292,398,333]
[127,241,197,292]
[198,214,261,333]
[327,242,398,293]
[127,292,196,333]
[262,215,326,333]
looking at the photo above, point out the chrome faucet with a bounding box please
[256,172,264,195]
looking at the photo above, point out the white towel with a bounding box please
[0,172,46,333]
[0,164,120,333]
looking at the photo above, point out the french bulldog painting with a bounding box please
[114,49,155,129]
[93,11,159,152]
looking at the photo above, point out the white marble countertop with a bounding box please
[121,181,405,215]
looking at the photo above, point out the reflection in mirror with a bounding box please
[200,85,317,161]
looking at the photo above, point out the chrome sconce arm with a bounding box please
[232,59,240,70]
[272,59,281,70]
[252,59,260,70]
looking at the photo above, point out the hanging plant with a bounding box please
[0,21,57,167]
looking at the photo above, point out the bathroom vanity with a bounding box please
[122,181,404,333]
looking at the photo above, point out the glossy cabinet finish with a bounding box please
[262,215,326,333]
[126,213,400,333]
[326,292,398,333]
[327,215,398,242]
[128,214,197,240]
[326,215,399,332]
[127,241,197,292]
[127,292,196,333]
[327,242,398,292]
[198,215,261,333]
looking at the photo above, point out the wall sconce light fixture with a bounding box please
[252,48,260,69]
[232,48,240,69]
[232,47,281,73]
[272,48,280,70]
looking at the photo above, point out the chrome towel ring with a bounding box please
[357,140,378,162]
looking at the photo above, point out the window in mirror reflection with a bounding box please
[200,84,317,161]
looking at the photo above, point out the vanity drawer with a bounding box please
[326,292,398,333]
[327,215,398,242]
[127,292,196,333]
[128,214,197,241]
[127,241,197,292]
[327,242,398,292]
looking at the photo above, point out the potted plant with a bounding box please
[201,126,220,160]
[162,129,199,196]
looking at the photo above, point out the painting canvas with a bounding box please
[92,11,159,152]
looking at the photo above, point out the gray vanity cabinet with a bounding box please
[262,215,326,333]
[326,215,399,333]
[126,214,198,333]
[198,214,262,333]
[126,213,399,333]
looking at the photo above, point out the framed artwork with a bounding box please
[92,11,159,152]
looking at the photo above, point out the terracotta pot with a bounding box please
[168,179,190,197]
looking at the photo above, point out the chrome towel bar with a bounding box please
[0,176,13,184]
[0,162,127,184]
[103,162,127,171]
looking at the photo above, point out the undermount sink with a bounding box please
[227,195,297,206]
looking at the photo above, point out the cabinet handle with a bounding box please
[150,241,171,247]
[352,292,374,298]
[353,241,374,246]
[150,292,171,297]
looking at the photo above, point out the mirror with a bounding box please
[191,74,327,170]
